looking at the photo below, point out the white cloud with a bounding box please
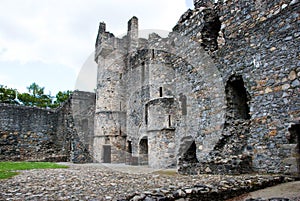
[0,0,189,92]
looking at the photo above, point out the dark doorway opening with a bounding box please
[288,124,300,175]
[126,141,133,165]
[182,141,199,163]
[225,75,250,120]
[103,145,111,163]
[139,138,148,165]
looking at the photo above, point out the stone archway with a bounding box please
[139,137,148,165]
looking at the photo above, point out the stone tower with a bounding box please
[93,20,128,163]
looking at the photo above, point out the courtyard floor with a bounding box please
[0,163,299,201]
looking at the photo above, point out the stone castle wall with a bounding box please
[0,91,95,163]
[0,104,66,161]
[94,0,299,175]
[175,0,300,175]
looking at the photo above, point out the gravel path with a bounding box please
[0,163,298,201]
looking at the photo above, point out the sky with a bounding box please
[0,0,193,96]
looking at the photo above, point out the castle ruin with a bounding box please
[0,0,299,176]
[93,0,300,175]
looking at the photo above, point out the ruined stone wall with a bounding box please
[71,91,95,156]
[94,0,299,174]
[0,91,94,163]
[215,0,300,174]
[0,104,69,161]
[175,0,299,174]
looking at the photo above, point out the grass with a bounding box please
[0,162,68,180]
[0,171,19,180]
[153,169,178,176]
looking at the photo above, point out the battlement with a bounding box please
[95,16,141,63]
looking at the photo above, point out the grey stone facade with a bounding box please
[94,0,300,175]
[0,91,95,163]
[0,0,299,176]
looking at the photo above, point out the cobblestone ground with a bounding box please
[0,163,299,201]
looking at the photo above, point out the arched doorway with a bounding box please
[139,137,148,165]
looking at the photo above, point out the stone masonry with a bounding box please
[0,0,299,176]
[0,91,95,163]
[94,0,300,175]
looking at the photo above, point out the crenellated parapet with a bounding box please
[95,16,142,63]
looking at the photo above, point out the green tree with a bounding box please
[18,92,34,106]
[1,83,71,108]
[27,82,44,98]
[50,90,72,108]
[0,85,16,104]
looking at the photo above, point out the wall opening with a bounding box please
[125,140,133,165]
[168,115,172,127]
[179,94,187,115]
[119,126,122,136]
[127,141,132,154]
[201,10,221,51]
[103,145,111,163]
[288,124,300,175]
[159,87,163,97]
[288,124,300,144]
[182,141,199,163]
[145,105,148,125]
[139,137,148,165]
[105,136,110,144]
[225,75,250,120]
[141,61,145,84]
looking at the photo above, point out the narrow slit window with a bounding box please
[159,87,163,97]
[145,106,148,125]
[151,49,155,59]
[168,115,171,127]
[141,61,145,84]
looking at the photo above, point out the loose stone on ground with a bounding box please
[0,163,299,201]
